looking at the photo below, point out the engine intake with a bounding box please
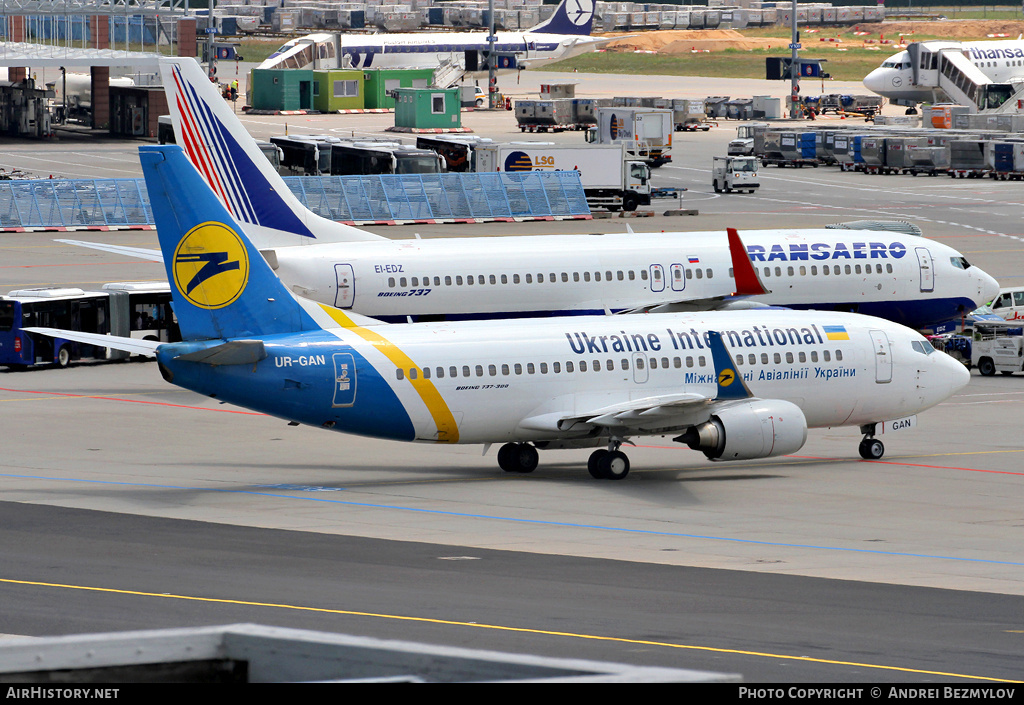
[676,399,807,461]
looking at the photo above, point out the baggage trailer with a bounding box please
[586,107,674,167]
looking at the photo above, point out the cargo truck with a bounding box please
[584,107,673,167]
[474,143,652,211]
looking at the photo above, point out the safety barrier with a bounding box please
[0,171,590,228]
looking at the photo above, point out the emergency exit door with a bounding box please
[335,264,355,308]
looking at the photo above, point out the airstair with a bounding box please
[432,54,467,88]
[907,41,1018,112]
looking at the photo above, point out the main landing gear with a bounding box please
[587,439,631,480]
[858,423,884,460]
[497,442,539,473]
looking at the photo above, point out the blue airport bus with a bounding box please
[0,282,179,369]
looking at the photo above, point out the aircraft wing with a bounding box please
[22,328,161,357]
[519,331,754,435]
[56,239,164,263]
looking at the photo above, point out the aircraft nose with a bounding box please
[940,349,971,396]
[977,268,1000,306]
[863,68,886,94]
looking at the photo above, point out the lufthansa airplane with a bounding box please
[256,0,605,74]
[863,38,1024,106]
[62,57,999,330]
[31,145,971,478]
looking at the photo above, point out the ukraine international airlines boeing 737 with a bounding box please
[31,145,971,478]
[62,57,999,330]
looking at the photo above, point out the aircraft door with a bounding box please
[332,353,357,407]
[670,264,685,292]
[632,352,648,384]
[870,329,892,384]
[649,264,665,292]
[915,247,934,293]
[335,264,355,308]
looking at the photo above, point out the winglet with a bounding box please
[707,330,753,401]
[728,227,770,297]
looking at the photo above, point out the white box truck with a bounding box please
[475,143,652,211]
[585,107,673,167]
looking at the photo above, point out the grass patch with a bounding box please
[539,48,896,82]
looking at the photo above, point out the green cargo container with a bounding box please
[312,70,364,112]
[362,68,435,110]
[393,87,462,129]
[250,69,315,111]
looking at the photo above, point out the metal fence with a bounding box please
[0,171,589,228]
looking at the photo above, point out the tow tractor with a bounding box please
[712,156,760,194]
[973,320,1024,376]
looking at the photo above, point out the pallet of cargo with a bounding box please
[762,158,818,168]
[948,168,990,179]
[517,122,584,133]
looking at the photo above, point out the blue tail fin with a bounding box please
[140,145,320,341]
[528,0,594,35]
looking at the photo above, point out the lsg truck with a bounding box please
[474,143,652,211]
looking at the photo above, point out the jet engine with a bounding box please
[676,399,807,461]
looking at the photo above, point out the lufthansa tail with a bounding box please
[160,57,381,247]
[528,0,595,36]
[140,145,324,341]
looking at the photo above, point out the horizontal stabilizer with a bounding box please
[174,340,267,366]
[22,328,160,357]
[56,239,164,263]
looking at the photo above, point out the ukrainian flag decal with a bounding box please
[822,325,850,341]
[172,221,250,310]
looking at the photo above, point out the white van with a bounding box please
[990,288,1024,322]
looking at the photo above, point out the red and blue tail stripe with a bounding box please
[168,63,315,239]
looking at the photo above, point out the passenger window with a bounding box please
[436,367,444,378]
[501,364,509,375]
[823,350,831,362]
[811,351,818,363]
[462,365,471,377]
[584,272,591,282]
[410,368,418,380]
[553,362,561,373]
[540,362,548,374]
[527,363,535,374]
[488,364,496,376]
[579,361,588,372]
[562,273,569,282]
[515,363,523,375]
[411,277,418,287]
[593,360,601,371]
[621,359,629,370]
[649,357,658,369]
[501,274,508,284]
[773,353,781,364]
[606,359,614,371]
[450,366,458,377]
[526,274,533,284]
[396,369,405,380]
[466,275,473,286]
[400,277,408,287]
[423,367,431,379]
[489,275,496,285]
[456,276,463,285]
[566,361,575,373]
[761,353,769,364]
[445,276,452,286]
[514,274,521,284]
[388,277,396,288]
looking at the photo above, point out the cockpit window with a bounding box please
[950,256,971,270]
[912,340,936,355]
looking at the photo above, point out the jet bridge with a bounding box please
[907,41,1017,112]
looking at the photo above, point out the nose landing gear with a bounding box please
[858,423,885,460]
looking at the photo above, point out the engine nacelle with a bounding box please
[679,399,807,461]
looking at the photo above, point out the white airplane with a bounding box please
[31,145,972,477]
[257,0,605,74]
[863,38,1024,107]
[61,57,999,331]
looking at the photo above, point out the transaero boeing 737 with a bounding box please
[30,145,971,479]
[256,0,605,74]
[61,58,1000,331]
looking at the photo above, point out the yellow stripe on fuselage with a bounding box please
[318,305,459,443]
